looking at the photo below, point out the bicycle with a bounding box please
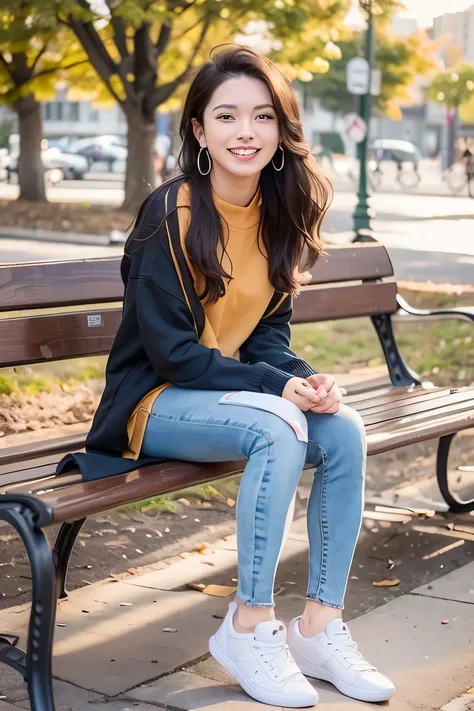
[445,163,474,197]
[348,159,421,192]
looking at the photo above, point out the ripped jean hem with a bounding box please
[238,595,275,608]
[305,592,343,610]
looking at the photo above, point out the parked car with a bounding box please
[69,135,127,169]
[6,146,88,181]
[370,139,422,167]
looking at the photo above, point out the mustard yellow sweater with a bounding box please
[124,182,276,458]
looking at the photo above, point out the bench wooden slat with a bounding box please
[310,244,393,284]
[366,410,474,455]
[362,389,474,427]
[353,387,454,414]
[0,432,87,469]
[0,308,122,367]
[0,258,123,311]
[39,460,246,523]
[0,245,393,314]
[292,281,397,323]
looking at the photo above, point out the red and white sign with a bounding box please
[343,113,367,143]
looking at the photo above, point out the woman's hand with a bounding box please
[282,377,321,411]
[305,374,345,415]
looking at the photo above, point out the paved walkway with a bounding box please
[1,513,474,711]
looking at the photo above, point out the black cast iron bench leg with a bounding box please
[437,433,474,513]
[53,519,87,599]
[0,502,56,711]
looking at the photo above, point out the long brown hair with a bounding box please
[126,46,332,303]
[179,45,332,303]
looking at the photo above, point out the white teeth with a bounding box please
[230,148,258,156]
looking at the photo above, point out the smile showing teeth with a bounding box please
[229,148,259,156]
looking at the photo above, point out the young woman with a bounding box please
[78,46,395,708]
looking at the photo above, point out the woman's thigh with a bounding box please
[141,386,304,463]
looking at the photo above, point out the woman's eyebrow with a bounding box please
[212,103,275,111]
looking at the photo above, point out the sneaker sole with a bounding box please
[294,657,395,703]
[209,634,318,708]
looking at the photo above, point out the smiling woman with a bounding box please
[78,45,394,709]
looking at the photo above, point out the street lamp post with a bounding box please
[353,0,375,241]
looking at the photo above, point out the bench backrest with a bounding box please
[0,243,396,369]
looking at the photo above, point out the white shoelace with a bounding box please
[329,632,377,673]
[255,641,301,680]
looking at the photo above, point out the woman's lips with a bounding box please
[227,148,261,162]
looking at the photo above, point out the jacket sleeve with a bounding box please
[239,294,318,378]
[132,218,295,395]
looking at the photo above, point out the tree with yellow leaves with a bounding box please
[0,2,89,200]
[58,0,350,210]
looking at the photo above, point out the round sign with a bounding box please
[346,57,370,95]
[343,113,367,143]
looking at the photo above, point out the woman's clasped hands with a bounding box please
[282,374,345,415]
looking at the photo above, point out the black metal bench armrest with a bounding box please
[0,493,54,528]
[397,294,474,324]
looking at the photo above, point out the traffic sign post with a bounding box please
[343,113,368,144]
[351,3,376,242]
[346,57,370,95]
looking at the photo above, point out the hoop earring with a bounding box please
[272,145,284,172]
[197,147,212,175]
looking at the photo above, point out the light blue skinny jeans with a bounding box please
[142,387,366,609]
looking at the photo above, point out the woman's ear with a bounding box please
[191,118,206,148]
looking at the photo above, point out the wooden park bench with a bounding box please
[0,241,473,711]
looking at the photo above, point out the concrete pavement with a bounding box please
[1,511,474,711]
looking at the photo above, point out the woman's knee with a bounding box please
[307,403,366,456]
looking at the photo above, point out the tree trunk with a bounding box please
[14,95,46,202]
[122,112,157,212]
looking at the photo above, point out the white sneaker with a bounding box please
[209,601,318,707]
[287,617,395,703]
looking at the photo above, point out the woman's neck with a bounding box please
[210,165,260,207]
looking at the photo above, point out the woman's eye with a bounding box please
[217,114,234,120]
[256,114,274,120]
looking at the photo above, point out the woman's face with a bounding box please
[192,75,280,179]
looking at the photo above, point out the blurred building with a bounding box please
[42,99,126,141]
[432,5,474,64]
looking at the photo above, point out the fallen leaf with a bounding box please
[441,619,450,625]
[466,687,474,694]
[227,498,236,507]
[165,527,170,533]
[387,559,395,570]
[127,568,139,576]
[372,579,400,588]
[194,543,208,554]
[82,609,90,614]
[163,628,177,633]
[120,602,133,607]
[135,549,143,555]
[57,623,67,628]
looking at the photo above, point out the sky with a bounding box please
[400,0,474,27]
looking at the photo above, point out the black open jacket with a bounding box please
[57,175,316,481]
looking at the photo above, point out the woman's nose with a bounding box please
[236,121,255,141]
